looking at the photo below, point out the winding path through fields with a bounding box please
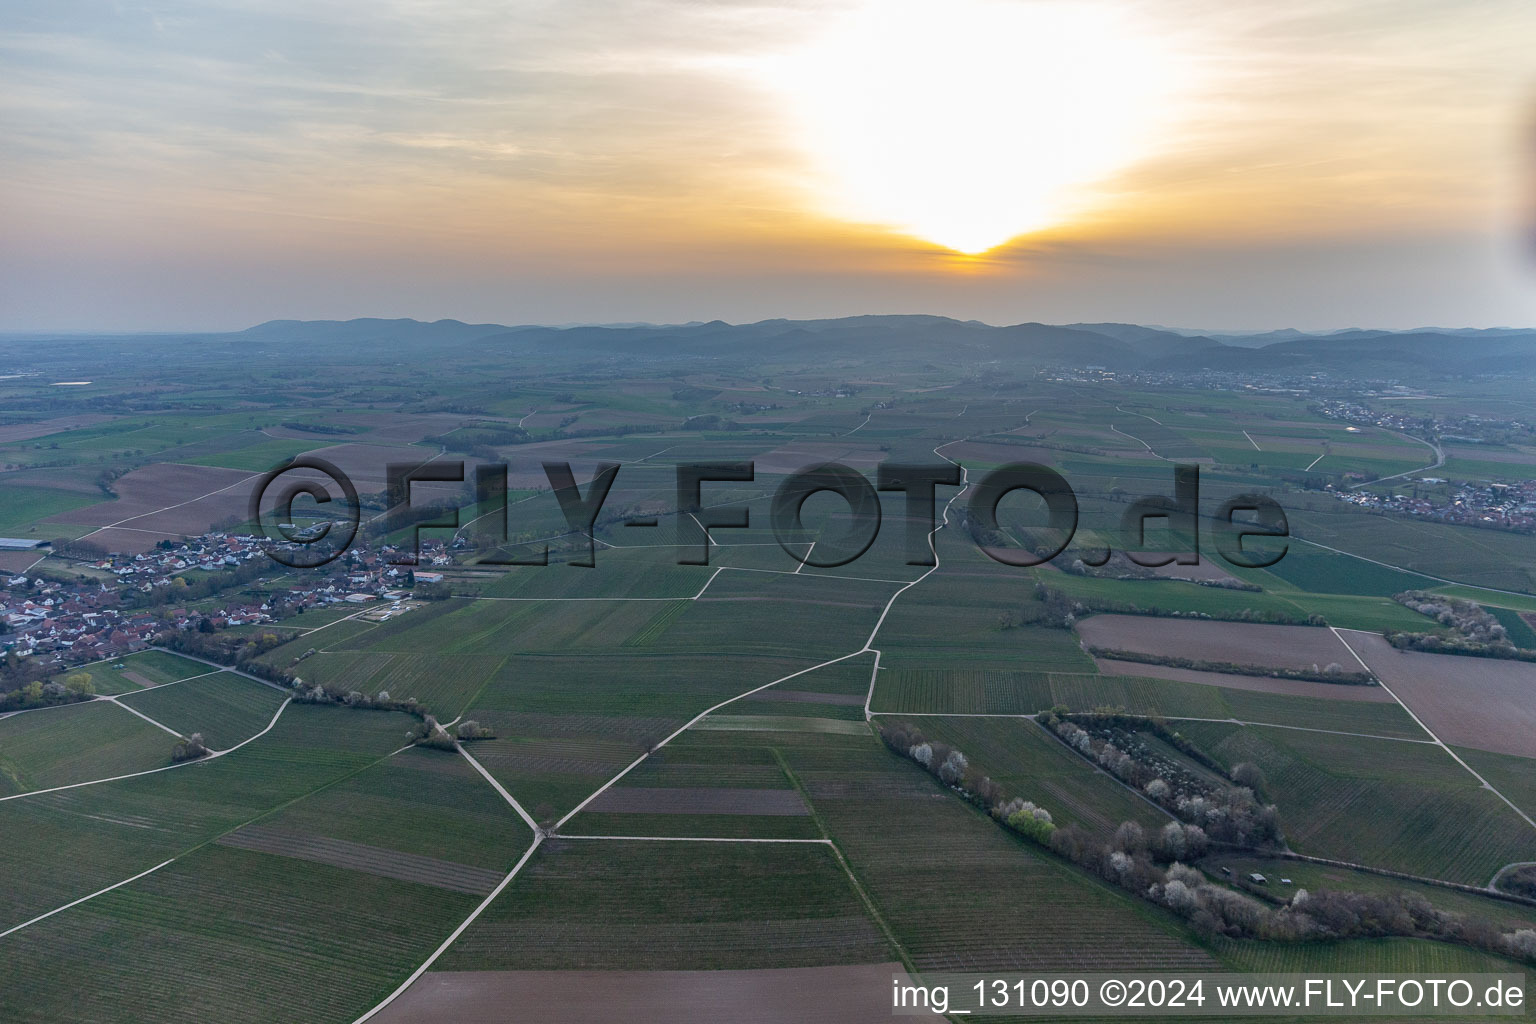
[350,440,976,1023]
[1346,429,1444,490]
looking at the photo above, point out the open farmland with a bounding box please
[0,707,531,1024]
[774,728,1218,973]
[1337,630,1536,758]
[1287,508,1536,595]
[216,824,508,894]
[562,698,842,841]
[1454,747,1536,825]
[0,414,122,445]
[0,704,418,931]
[44,463,257,550]
[1217,935,1535,982]
[4,329,1536,1023]
[582,786,809,815]
[436,839,892,971]
[283,650,507,720]
[1260,542,1437,596]
[1041,565,1435,633]
[888,715,1168,839]
[372,964,903,1024]
[52,649,213,696]
[1171,721,1536,885]
[873,667,1424,738]
[1090,657,1396,700]
[1487,605,1536,648]
[1075,614,1361,671]
[0,700,173,795]
[872,537,1097,672]
[0,485,100,536]
[0,843,482,1024]
[116,671,286,750]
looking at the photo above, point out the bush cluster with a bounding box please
[1038,711,1282,848]
[1388,591,1536,661]
[411,716,458,750]
[156,631,299,684]
[1061,552,1263,593]
[171,732,208,762]
[876,720,1536,964]
[0,674,95,714]
[294,683,424,716]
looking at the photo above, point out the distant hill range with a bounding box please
[233,316,1536,376]
[13,316,1536,376]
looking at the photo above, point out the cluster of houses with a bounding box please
[1319,399,1532,447]
[3,533,453,671]
[1333,478,1536,534]
[1,585,162,666]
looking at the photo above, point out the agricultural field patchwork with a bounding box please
[1171,721,1536,885]
[116,671,285,750]
[436,838,892,972]
[1338,630,1536,758]
[1075,615,1361,672]
[0,700,174,795]
[2,352,1535,1023]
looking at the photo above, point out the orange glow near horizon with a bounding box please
[753,0,1192,254]
[3,0,1534,329]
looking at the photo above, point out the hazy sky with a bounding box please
[3,0,1535,331]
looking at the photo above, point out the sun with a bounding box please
[759,1,1189,255]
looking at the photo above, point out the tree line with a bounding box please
[877,718,1536,965]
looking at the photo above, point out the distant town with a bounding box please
[2,533,455,671]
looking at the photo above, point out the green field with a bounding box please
[1217,935,1530,978]
[887,715,1168,839]
[1035,569,1433,633]
[0,485,99,535]
[0,704,419,930]
[1172,722,1536,885]
[6,351,1536,1020]
[178,435,325,471]
[284,650,506,719]
[0,841,481,1024]
[1261,543,1435,596]
[1454,747,1536,825]
[0,701,172,795]
[437,838,892,970]
[1289,510,1536,595]
[228,743,532,871]
[1207,854,1536,933]
[874,668,1424,738]
[772,727,1219,973]
[117,672,286,750]
[0,702,532,1024]
[1486,605,1536,649]
[57,650,214,695]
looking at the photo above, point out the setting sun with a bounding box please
[759,0,1190,254]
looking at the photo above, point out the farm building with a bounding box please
[0,537,48,550]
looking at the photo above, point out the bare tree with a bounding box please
[1113,821,1146,854]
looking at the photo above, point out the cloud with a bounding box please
[2,0,1534,328]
